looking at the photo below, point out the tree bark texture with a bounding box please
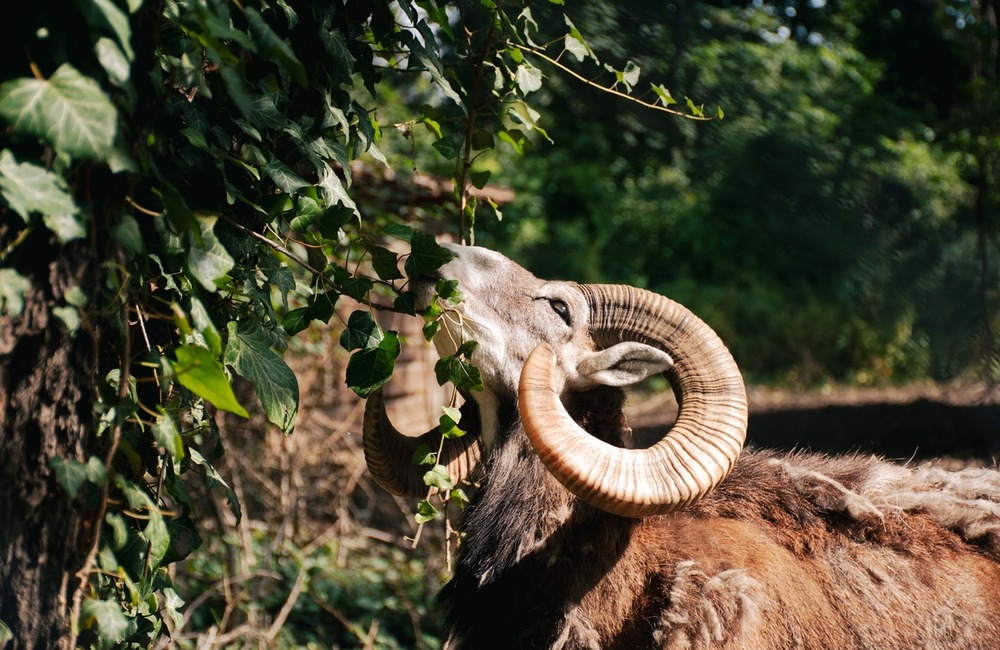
[0,226,98,649]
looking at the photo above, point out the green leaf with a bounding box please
[424,464,453,490]
[0,150,82,242]
[450,488,469,505]
[415,499,441,524]
[345,331,401,398]
[189,448,242,523]
[685,97,705,118]
[0,620,12,644]
[115,475,170,571]
[564,34,588,62]
[0,269,31,317]
[470,170,491,189]
[79,0,134,60]
[0,64,117,161]
[80,599,129,649]
[651,83,676,107]
[622,60,641,88]
[432,136,459,159]
[405,232,454,278]
[439,406,465,438]
[383,223,414,242]
[152,413,184,461]
[340,310,381,351]
[435,354,484,392]
[172,344,250,417]
[340,276,374,301]
[515,63,543,95]
[112,214,143,254]
[365,242,403,281]
[412,443,436,466]
[186,215,235,291]
[281,306,313,336]
[50,456,107,499]
[394,291,417,316]
[224,322,299,433]
[245,7,307,86]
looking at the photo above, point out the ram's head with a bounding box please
[363,244,748,518]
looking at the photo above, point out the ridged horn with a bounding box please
[363,389,483,497]
[518,284,748,518]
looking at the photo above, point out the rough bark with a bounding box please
[0,226,98,649]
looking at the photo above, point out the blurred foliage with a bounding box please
[477,0,1000,387]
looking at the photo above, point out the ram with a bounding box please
[362,244,1000,649]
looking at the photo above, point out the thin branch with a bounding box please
[515,41,714,121]
[222,216,400,313]
[265,564,307,642]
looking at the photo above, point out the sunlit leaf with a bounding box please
[80,599,129,648]
[0,150,83,242]
[415,499,441,524]
[172,345,250,417]
[186,215,234,291]
[224,321,299,433]
[0,269,31,317]
[405,231,454,278]
[424,464,453,490]
[0,64,117,161]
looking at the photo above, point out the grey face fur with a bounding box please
[417,244,673,404]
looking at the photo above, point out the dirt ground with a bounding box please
[629,382,1000,467]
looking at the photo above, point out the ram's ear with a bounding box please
[575,342,673,387]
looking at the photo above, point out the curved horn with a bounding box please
[518,284,747,518]
[363,390,483,497]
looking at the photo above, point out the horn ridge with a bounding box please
[363,390,484,498]
[518,284,748,518]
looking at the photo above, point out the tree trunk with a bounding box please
[0,226,99,649]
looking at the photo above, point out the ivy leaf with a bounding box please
[0,269,31,317]
[415,499,441,524]
[186,215,235,291]
[281,307,313,336]
[245,7,307,86]
[405,231,454,278]
[515,62,543,95]
[365,243,403,281]
[434,354,484,392]
[80,599,129,648]
[49,456,108,499]
[384,222,414,243]
[0,150,83,242]
[470,170,491,189]
[424,464,454,490]
[189,448,242,523]
[0,64,117,161]
[345,331,401,397]
[412,443,436,466]
[394,291,417,316]
[172,344,250,418]
[152,413,184,461]
[340,276,374,302]
[340,310,381,351]
[224,322,299,434]
[439,405,465,439]
[115,475,169,571]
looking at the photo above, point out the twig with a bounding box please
[265,564,307,642]
[515,41,714,121]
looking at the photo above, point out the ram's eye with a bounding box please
[549,299,571,325]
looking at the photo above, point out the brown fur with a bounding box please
[440,390,1000,649]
